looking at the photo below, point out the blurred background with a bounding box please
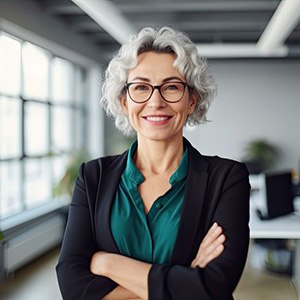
[0,0,300,299]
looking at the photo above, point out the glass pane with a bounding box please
[24,102,49,156]
[0,33,21,96]
[24,158,51,208]
[22,42,50,101]
[0,160,22,218]
[0,97,22,159]
[74,67,86,104]
[52,155,69,196]
[51,57,74,104]
[74,109,84,150]
[52,107,73,152]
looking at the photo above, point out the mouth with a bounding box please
[142,115,173,124]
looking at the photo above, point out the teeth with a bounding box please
[146,116,169,121]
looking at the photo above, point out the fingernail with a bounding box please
[218,234,224,241]
[212,222,218,229]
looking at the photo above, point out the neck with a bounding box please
[134,136,184,175]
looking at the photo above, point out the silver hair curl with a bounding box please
[100,26,217,136]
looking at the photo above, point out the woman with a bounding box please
[56,27,250,300]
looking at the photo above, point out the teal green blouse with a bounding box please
[110,141,188,264]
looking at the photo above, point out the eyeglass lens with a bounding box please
[127,82,186,103]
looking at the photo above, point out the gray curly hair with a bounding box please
[100,26,217,136]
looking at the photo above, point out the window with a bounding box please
[0,32,87,219]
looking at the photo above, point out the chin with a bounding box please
[138,130,182,142]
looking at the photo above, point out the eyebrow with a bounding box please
[130,77,150,82]
[129,76,185,83]
[162,76,185,82]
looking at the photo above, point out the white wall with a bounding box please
[184,59,300,171]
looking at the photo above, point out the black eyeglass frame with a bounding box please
[124,81,191,103]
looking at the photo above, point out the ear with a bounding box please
[188,92,197,114]
[120,95,128,115]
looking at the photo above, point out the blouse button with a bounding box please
[156,202,163,209]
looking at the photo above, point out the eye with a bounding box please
[163,82,183,92]
[166,84,179,90]
[132,83,151,92]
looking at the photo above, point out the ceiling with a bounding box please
[37,0,300,62]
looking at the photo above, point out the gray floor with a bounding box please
[234,251,298,300]
[0,245,298,300]
[0,248,61,300]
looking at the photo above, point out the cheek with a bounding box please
[125,103,142,121]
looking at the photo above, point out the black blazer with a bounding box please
[56,138,250,300]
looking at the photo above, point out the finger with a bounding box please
[191,224,224,268]
[199,224,223,250]
[192,234,226,268]
[199,244,225,268]
[204,233,226,256]
[202,233,226,259]
[193,225,223,263]
[201,222,218,244]
[191,259,197,269]
[201,223,222,246]
[192,242,225,268]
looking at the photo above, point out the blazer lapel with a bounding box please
[171,140,209,265]
[95,152,128,253]
[94,139,209,264]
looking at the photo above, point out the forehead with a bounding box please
[127,51,184,82]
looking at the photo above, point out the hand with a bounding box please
[191,222,225,269]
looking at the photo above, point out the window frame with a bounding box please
[0,19,96,223]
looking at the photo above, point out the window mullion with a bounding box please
[20,41,26,211]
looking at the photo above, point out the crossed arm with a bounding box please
[90,222,225,300]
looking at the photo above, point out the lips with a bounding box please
[142,115,173,124]
[145,116,170,121]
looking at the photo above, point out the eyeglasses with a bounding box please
[125,81,189,103]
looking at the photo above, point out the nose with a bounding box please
[147,88,167,108]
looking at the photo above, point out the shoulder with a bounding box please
[186,142,250,198]
[202,156,250,191]
[203,155,248,175]
[85,153,125,169]
[185,138,249,179]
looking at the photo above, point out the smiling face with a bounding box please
[121,51,196,144]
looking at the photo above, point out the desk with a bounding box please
[250,202,300,299]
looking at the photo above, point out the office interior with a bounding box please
[0,0,300,299]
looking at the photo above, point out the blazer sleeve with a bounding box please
[148,162,250,300]
[56,163,117,300]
